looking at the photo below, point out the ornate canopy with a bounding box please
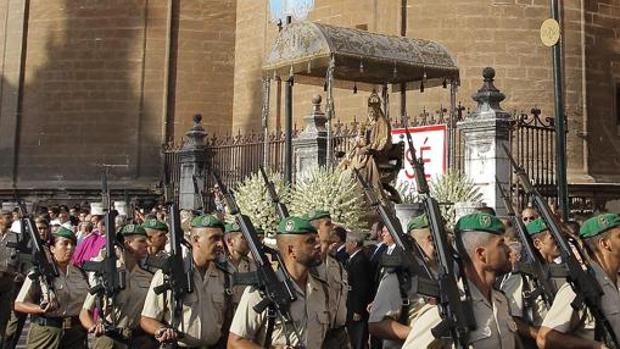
[264,21,459,90]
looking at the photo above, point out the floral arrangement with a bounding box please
[290,166,369,230]
[233,169,291,237]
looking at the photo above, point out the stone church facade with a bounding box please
[0,0,618,201]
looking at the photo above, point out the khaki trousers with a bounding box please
[91,333,159,349]
[26,323,86,349]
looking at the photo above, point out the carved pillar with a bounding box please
[179,114,208,210]
[293,95,327,178]
[457,67,512,217]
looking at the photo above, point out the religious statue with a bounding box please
[340,91,403,203]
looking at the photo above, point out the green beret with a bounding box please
[277,216,317,235]
[407,214,429,231]
[224,222,241,234]
[305,209,331,222]
[526,218,548,236]
[579,213,620,239]
[52,227,76,241]
[191,215,225,229]
[142,218,168,232]
[455,213,505,235]
[119,224,147,237]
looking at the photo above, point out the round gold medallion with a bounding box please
[540,18,560,47]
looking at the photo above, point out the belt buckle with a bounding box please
[62,318,72,330]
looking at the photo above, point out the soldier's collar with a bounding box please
[309,266,329,284]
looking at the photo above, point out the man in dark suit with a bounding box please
[345,232,374,349]
[331,225,349,264]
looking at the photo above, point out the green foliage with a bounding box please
[233,170,290,237]
[290,166,369,230]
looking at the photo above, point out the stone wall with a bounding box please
[0,0,236,192]
[584,0,620,181]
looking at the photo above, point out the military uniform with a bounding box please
[0,229,19,341]
[315,254,349,348]
[500,272,550,326]
[402,282,519,349]
[82,224,158,349]
[368,214,434,349]
[140,214,230,348]
[229,216,335,348]
[229,255,256,306]
[230,269,331,348]
[540,213,620,344]
[403,213,520,349]
[15,227,89,349]
[368,272,427,348]
[142,219,170,274]
[306,209,350,349]
[223,223,257,308]
[500,219,557,328]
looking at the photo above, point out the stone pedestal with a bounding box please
[394,203,424,232]
[294,95,328,178]
[179,114,209,210]
[457,67,512,217]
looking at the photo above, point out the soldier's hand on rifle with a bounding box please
[154,326,178,343]
[87,322,106,337]
[39,299,59,314]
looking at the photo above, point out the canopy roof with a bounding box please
[264,21,459,90]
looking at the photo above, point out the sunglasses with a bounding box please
[522,216,536,222]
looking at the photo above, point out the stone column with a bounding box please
[293,95,328,178]
[179,114,209,210]
[457,67,512,217]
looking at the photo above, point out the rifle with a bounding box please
[8,201,59,308]
[192,175,206,212]
[402,128,476,347]
[353,169,438,298]
[212,171,302,347]
[82,209,127,340]
[144,202,193,349]
[503,144,619,348]
[259,166,289,219]
[496,179,558,313]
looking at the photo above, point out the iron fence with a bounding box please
[510,108,558,211]
[161,105,559,213]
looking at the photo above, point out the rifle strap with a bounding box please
[395,270,412,325]
[263,306,276,348]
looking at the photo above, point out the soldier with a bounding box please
[223,222,256,308]
[79,224,158,349]
[14,227,90,349]
[537,213,620,348]
[4,216,51,349]
[228,216,330,348]
[306,209,350,348]
[142,218,168,258]
[140,214,230,348]
[368,214,437,349]
[500,218,561,348]
[403,213,519,348]
[0,210,16,346]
